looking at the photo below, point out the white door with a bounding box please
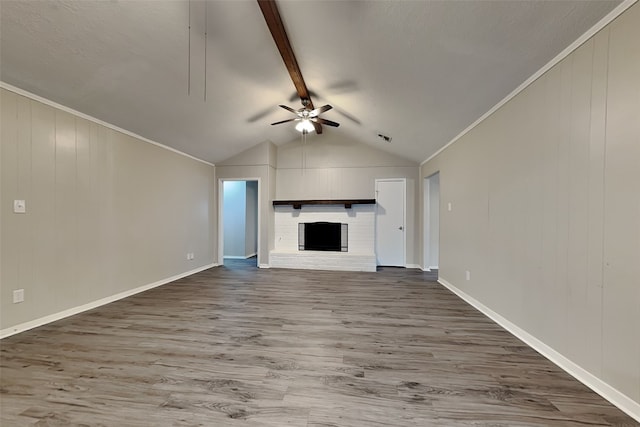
[375,179,405,266]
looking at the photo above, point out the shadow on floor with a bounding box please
[223,256,258,270]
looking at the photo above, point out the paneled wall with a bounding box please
[215,141,278,268]
[421,3,640,409]
[276,134,420,266]
[245,180,258,257]
[217,137,420,266]
[1,88,216,333]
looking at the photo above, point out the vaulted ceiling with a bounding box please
[0,0,620,164]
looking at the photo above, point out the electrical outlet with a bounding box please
[13,200,26,214]
[466,270,471,281]
[13,289,24,303]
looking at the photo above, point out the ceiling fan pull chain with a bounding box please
[301,131,307,175]
[188,0,191,96]
[204,0,208,102]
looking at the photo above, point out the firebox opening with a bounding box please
[298,222,348,252]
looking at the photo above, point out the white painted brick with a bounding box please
[272,205,376,271]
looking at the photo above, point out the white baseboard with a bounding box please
[429,265,439,270]
[258,264,270,269]
[405,264,422,270]
[0,263,217,339]
[437,277,640,423]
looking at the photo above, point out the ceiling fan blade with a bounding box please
[312,117,340,128]
[279,104,299,115]
[257,0,316,110]
[311,120,323,134]
[271,118,298,126]
[309,104,333,117]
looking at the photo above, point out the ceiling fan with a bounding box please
[271,102,339,134]
[257,0,339,134]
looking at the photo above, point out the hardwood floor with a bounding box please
[1,260,637,426]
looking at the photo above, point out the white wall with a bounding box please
[217,136,420,267]
[421,2,640,413]
[1,88,216,334]
[245,180,258,257]
[215,141,277,267]
[223,181,247,258]
[276,133,420,266]
[425,173,440,269]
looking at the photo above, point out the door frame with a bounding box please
[423,172,440,272]
[375,178,406,267]
[218,177,261,266]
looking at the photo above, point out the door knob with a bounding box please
[399,226,403,230]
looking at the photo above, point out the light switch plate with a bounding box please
[13,289,24,303]
[13,200,26,214]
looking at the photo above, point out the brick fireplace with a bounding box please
[270,202,376,272]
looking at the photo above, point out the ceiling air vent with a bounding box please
[377,133,392,143]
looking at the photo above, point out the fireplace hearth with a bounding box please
[271,203,375,271]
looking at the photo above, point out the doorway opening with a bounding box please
[220,179,259,267]
[424,172,440,277]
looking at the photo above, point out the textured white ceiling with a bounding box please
[0,0,620,164]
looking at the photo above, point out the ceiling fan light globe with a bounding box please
[296,119,315,133]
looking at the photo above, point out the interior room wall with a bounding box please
[421,3,639,413]
[1,88,216,335]
[427,173,440,269]
[245,180,258,257]
[276,133,420,266]
[222,181,247,258]
[215,140,277,268]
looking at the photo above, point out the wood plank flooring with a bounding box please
[1,259,637,426]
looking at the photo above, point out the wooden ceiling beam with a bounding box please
[257,0,322,133]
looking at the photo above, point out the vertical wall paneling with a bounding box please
[585,27,609,379]
[275,135,419,266]
[1,91,19,313]
[421,2,640,412]
[565,38,594,365]
[601,4,640,402]
[75,118,99,303]
[54,111,78,312]
[30,101,57,320]
[1,88,216,333]
[16,96,33,302]
[245,180,258,257]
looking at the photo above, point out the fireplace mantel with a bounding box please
[272,199,376,209]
